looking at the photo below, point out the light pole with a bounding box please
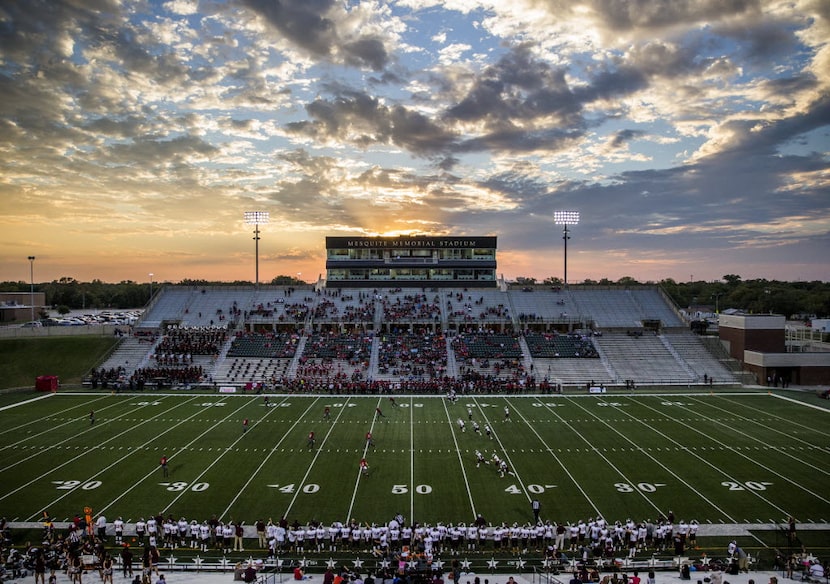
[27,256,35,323]
[149,273,154,302]
[554,211,579,286]
[244,211,270,286]
[711,292,723,314]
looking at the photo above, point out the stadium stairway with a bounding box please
[657,335,697,380]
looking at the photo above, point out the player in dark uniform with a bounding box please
[307,431,315,451]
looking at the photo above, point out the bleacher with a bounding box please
[446,289,512,325]
[662,331,735,382]
[524,332,598,358]
[508,288,575,323]
[595,332,694,384]
[375,331,448,381]
[569,289,645,328]
[96,285,742,389]
[629,288,684,326]
[534,357,615,386]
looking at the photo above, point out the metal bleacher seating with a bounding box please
[662,331,736,382]
[507,288,575,323]
[569,289,645,328]
[96,284,741,389]
[594,332,693,385]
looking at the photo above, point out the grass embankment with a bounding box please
[0,336,118,389]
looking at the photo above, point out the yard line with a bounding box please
[95,395,252,518]
[655,398,830,503]
[770,392,830,414]
[0,397,155,474]
[280,396,345,519]
[472,397,531,503]
[344,397,384,523]
[0,395,187,505]
[565,397,735,520]
[441,393,478,518]
[507,401,601,519]
[409,395,414,523]
[0,394,121,452]
[534,396,662,517]
[708,393,830,444]
[685,395,830,472]
[628,396,812,515]
[221,395,318,520]
[21,395,204,519]
[0,391,54,411]
[164,396,295,516]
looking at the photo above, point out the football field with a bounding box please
[1,390,829,530]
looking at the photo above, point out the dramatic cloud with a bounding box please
[0,0,827,284]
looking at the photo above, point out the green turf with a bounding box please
[0,336,119,389]
[1,391,829,530]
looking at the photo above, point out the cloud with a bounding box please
[240,0,392,70]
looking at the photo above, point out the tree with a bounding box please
[270,275,305,285]
[514,276,537,285]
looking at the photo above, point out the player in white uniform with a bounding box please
[199,521,211,552]
[113,517,124,545]
[457,418,466,432]
[189,520,199,548]
[475,449,487,467]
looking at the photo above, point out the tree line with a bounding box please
[2,274,828,320]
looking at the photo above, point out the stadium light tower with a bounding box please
[244,211,270,286]
[27,256,35,323]
[553,211,579,286]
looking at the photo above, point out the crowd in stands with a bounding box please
[382,293,441,322]
[130,365,204,386]
[376,331,448,379]
[282,303,311,323]
[447,293,510,322]
[152,326,227,364]
[88,366,128,389]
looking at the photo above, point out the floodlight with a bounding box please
[244,211,270,285]
[554,211,580,225]
[244,211,270,225]
[553,211,579,286]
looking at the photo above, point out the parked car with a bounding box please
[21,321,42,328]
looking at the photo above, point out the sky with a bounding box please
[1,0,829,286]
